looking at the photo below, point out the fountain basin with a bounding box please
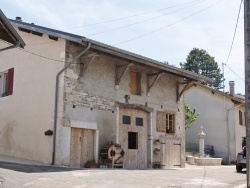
[194,157,222,166]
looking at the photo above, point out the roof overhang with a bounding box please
[9,19,212,83]
[0,10,25,49]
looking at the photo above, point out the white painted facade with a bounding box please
[184,83,245,164]
[0,30,66,164]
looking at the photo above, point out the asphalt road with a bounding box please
[0,162,247,188]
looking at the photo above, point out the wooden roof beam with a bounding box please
[115,63,134,88]
[147,72,164,96]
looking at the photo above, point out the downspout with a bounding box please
[227,103,243,164]
[52,42,91,165]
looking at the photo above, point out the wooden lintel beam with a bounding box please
[115,63,134,85]
[147,72,164,93]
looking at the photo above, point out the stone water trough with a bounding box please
[186,127,222,166]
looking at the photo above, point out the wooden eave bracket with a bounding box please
[176,81,196,102]
[115,63,134,86]
[147,72,164,95]
[79,54,99,77]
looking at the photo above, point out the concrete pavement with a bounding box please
[0,155,247,188]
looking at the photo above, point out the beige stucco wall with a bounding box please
[184,85,245,164]
[0,27,66,164]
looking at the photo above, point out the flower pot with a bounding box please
[154,149,160,155]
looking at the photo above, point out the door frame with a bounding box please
[70,120,99,163]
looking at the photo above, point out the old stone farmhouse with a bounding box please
[0,17,211,169]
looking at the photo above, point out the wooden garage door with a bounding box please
[119,108,148,169]
[70,128,95,167]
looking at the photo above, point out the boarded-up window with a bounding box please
[157,111,175,134]
[157,111,166,132]
[239,110,243,125]
[130,71,141,95]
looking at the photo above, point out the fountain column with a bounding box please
[198,126,206,157]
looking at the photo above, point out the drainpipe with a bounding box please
[52,42,91,165]
[226,103,243,164]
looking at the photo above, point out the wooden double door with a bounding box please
[70,127,95,167]
[119,108,149,169]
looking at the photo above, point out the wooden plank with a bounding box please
[70,128,81,167]
[157,111,166,132]
[81,129,95,167]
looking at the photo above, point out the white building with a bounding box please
[185,81,245,164]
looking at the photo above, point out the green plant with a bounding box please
[84,159,98,168]
[86,159,97,164]
[184,104,200,129]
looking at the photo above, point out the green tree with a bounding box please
[180,48,224,90]
[184,104,199,129]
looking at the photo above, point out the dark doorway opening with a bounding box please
[128,132,138,149]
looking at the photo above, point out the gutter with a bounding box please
[52,42,91,165]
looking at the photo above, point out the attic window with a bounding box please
[130,71,141,95]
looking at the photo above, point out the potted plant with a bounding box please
[154,148,161,155]
[84,159,98,168]
[154,139,161,145]
[152,161,161,169]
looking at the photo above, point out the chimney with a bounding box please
[15,17,22,21]
[229,81,235,96]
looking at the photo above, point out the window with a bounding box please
[157,111,175,134]
[136,117,143,126]
[0,68,14,97]
[123,115,131,125]
[166,114,175,133]
[128,132,138,149]
[239,110,243,125]
[130,71,141,95]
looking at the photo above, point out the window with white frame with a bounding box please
[0,68,14,97]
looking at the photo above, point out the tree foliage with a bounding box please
[180,48,224,90]
[184,104,199,129]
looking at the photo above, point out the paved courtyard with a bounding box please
[0,159,247,188]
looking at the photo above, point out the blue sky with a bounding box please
[0,0,245,94]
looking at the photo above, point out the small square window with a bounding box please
[136,117,143,126]
[128,132,138,149]
[123,115,131,125]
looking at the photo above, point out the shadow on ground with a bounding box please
[0,161,84,173]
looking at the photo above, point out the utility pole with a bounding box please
[244,0,250,187]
